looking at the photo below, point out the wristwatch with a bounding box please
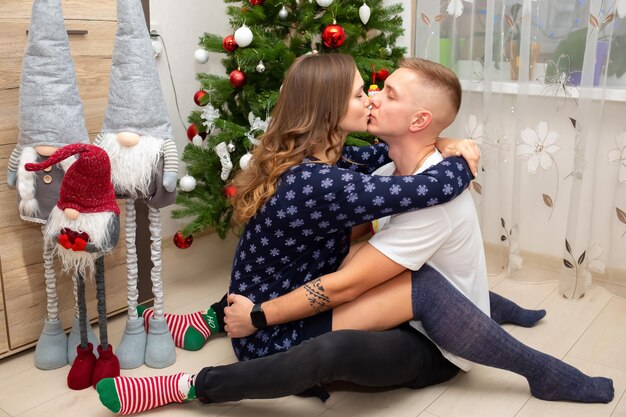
[250,303,267,329]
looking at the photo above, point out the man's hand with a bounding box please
[224,294,256,338]
[438,138,480,177]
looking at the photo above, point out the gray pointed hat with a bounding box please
[18,0,89,148]
[101,0,173,139]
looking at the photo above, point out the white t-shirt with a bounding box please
[369,151,489,371]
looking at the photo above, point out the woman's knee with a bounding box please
[305,331,365,379]
[309,331,357,361]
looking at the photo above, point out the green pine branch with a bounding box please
[174,0,406,238]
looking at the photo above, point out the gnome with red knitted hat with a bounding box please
[27,143,121,390]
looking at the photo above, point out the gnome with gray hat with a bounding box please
[6,0,99,370]
[95,0,178,369]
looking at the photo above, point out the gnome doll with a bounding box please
[94,0,178,369]
[5,0,99,370]
[26,144,121,390]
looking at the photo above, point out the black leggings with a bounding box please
[194,325,459,403]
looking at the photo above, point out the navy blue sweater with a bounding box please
[229,143,472,361]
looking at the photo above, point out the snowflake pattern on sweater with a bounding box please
[230,143,472,361]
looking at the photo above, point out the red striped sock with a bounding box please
[142,309,212,351]
[97,373,193,415]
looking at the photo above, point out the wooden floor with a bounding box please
[0,233,625,417]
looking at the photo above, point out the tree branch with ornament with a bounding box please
[173,0,406,239]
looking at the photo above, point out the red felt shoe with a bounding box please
[67,343,97,390]
[92,344,120,388]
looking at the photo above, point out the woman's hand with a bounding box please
[437,138,481,177]
[224,294,256,338]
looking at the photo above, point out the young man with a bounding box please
[96,59,611,415]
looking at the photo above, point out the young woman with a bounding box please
[224,53,476,362]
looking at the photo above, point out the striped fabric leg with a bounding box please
[96,373,193,415]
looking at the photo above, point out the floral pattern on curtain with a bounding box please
[414,0,626,299]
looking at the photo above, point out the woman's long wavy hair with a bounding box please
[232,53,357,224]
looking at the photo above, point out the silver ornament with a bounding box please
[256,60,266,73]
[316,0,333,7]
[248,111,271,133]
[278,5,288,20]
[227,141,236,152]
[179,175,197,192]
[385,45,393,55]
[201,104,220,132]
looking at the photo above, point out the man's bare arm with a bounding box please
[224,243,406,337]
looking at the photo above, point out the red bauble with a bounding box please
[229,69,247,88]
[173,231,193,249]
[249,0,264,5]
[376,69,390,81]
[224,184,237,198]
[222,35,238,52]
[186,124,207,141]
[193,90,208,106]
[322,23,346,48]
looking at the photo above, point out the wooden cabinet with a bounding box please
[0,0,132,358]
[0,258,7,355]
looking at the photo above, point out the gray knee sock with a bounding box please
[489,291,546,327]
[411,265,613,403]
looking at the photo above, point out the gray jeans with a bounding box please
[194,325,459,403]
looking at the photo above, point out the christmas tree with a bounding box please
[173,0,406,239]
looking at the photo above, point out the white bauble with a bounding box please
[234,25,253,48]
[192,135,203,147]
[359,3,371,25]
[316,0,333,7]
[239,152,253,170]
[256,60,266,73]
[278,5,288,20]
[194,48,210,64]
[179,175,197,192]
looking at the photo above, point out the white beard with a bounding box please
[97,133,163,198]
[17,146,39,218]
[44,206,116,277]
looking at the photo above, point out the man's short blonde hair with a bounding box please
[399,58,462,114]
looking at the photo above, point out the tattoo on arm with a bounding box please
[303,278,330,313]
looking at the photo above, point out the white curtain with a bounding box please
[413,0,626,299]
